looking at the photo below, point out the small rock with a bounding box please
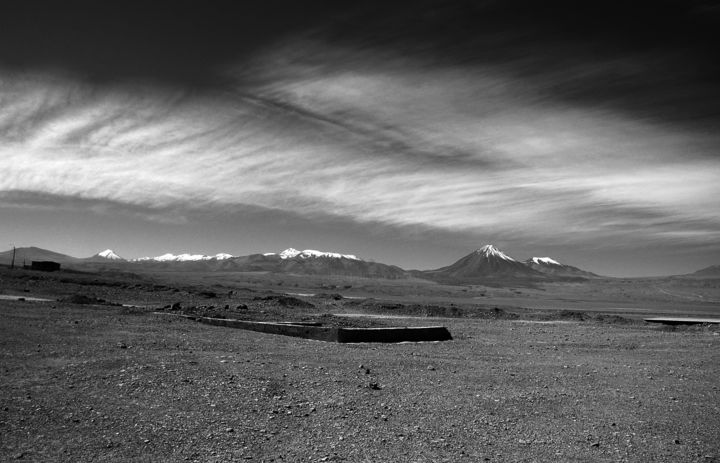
[171,302,182,311]
[427,366,436,371]
[590,442,600,447]
[226,428,234,433]
[674,439,681,444]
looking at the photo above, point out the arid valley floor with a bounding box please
[1,266,719,462]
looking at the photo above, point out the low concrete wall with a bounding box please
[202,317,339,342]
[155,313,452,343]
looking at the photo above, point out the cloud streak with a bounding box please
[2,59,719,258]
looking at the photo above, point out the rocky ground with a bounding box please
[1,267,719,462]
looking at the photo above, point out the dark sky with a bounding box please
[1,1,719,275]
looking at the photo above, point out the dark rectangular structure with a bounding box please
[645,317,720,325]
[30,261,61,272]
[157,313,452,343]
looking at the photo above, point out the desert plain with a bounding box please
[1,266,719,462]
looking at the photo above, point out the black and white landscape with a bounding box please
[1,1,719,462]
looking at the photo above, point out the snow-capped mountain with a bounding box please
[95,249,124,260]
[524,256,597,278]
[265,248,360,260]
[234,248,405,278]
[133,252,235,262]
[421,244,543,281]
[474,244,519,262]
[527,256,561,266]
[82,249,127,263]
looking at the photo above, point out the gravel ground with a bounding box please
[1,299,719,462]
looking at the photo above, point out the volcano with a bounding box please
[421,245,543,281]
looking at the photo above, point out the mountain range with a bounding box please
[0,245,714,282]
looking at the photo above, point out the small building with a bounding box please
[31,261,61,272]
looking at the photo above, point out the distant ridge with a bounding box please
[689,264,720,278]
[265,248,360,260]
[0,247,80,266]
[0,245,711,281]
[133,252,234,262]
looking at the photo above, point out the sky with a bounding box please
[1,0,719,277]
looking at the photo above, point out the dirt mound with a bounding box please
[252,295,314,308]
[60,294,106,305]
[355,301,519,319]
[554,310,591,321]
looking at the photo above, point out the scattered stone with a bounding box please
[367,382,382,390]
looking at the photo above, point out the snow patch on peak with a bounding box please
[475,245,516,262]
[277,248,360,260]
[529,257,562,266]
[133,252,235,262]
[97,249,123,260]
[279,248,302,259]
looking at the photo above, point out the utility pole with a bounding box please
[10,245,16,270]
